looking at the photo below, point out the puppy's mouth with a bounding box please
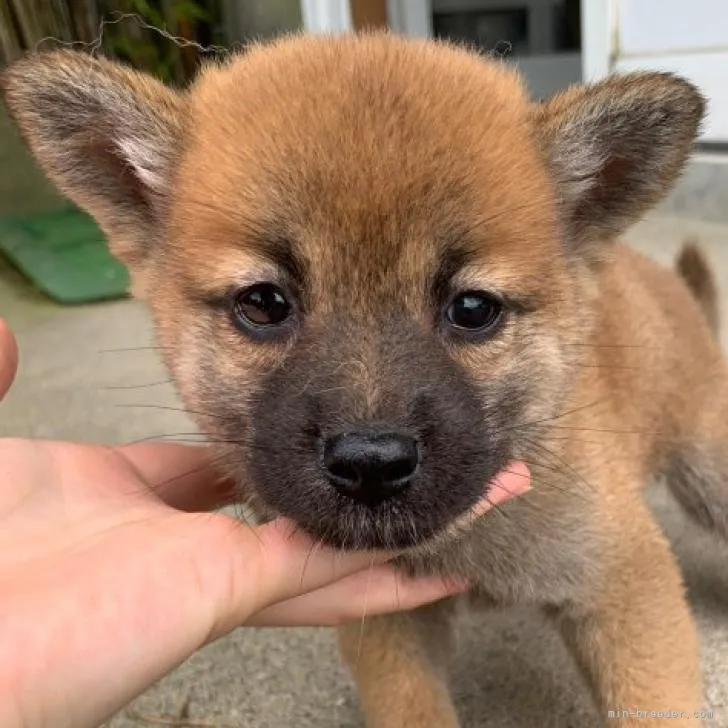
[293,464,528,551]
[244,426,521,551]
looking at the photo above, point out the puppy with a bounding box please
[3,32,724,727]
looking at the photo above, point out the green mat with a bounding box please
[0,206,130,304]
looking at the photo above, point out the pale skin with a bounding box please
[0,318,531,728]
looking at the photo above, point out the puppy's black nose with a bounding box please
[322,431,419,506]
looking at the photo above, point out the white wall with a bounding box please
[300,0,352,33]
[618,0,728,56]
[585,0,728,142]
[387,0,432,37]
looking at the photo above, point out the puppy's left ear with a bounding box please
[534,72,705,255]
[2,50,186,273]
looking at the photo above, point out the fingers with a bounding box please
[247,567,467,627]
[248,518,393,607]
[0,319,18,400]
[202,463,531,637]
[474,461,531,514]
[115,443,238,512]
[238,464,532,617]
[208,519,422,635]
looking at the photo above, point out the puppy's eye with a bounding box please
[232,283,292,328]
[445,291,503,333]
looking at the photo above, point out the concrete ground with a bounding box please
[1,213,728,728]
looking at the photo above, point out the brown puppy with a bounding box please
[2,32,724,727]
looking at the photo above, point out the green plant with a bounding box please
[100,0,214,83]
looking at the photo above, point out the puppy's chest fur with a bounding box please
[398,488,606,607]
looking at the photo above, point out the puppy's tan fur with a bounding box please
[3,32,725,727]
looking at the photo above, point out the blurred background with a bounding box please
[1,2,728,728]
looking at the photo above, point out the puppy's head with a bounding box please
[2,34,704,549]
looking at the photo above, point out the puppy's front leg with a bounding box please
[555,508,703,727]
[338,599,459,728]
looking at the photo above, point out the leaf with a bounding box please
[127,0,166,30]
[170,1,210,23]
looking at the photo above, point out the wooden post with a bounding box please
[350,0,389,30]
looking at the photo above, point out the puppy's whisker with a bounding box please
[506,456,573,484]
[124,432,210,445]
[96,345,166,353]
[520,436,597,497]
[104,379,173,390]
[128,431,315,456]
[484,495,509,521]
[537,434,607,446]
[299,538,323,589]
[502,396,609,433]
[563,342,666,350]
[355,554,378,668]
[516,462,592,503]
[573,364,645,371]
[142,452,233,494]
[116,403,227,420]
[543,425,669,437]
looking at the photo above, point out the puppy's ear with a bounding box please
[534,72,705,256]
[2,50,185,270]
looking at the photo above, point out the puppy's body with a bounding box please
[3,32,726,727]
[402,240,724,597]
[340,241,722,726]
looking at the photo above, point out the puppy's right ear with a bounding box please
[2,51,185,270]
[533,72,704,259]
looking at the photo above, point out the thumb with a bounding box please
[0,319,18,400]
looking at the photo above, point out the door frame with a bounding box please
[580,0,614,81]
[300,0,352,33]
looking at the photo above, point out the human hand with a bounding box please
[0,319,530,728]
